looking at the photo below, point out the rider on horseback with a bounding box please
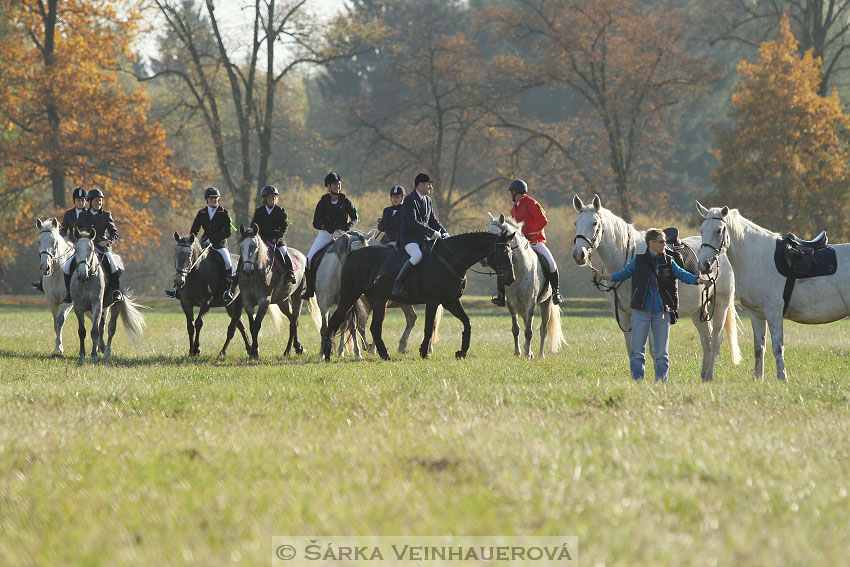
[182,187,237,304]
[392,173,449,296]
[492,179,562,306]
[250,184,297,285]
[62,188,123,303]
[33,186,86,293]
[301,172,359,299]
[377,185,405,246]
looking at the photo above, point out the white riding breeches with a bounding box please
[404,242,423,265]
[277,245,288,257]
[306,230,334,265]
[215,247,232,271]
[63,255,74,275]
[531,242,557,272]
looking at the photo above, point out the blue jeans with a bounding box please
[630,309,671,382]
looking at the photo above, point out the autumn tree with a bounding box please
[699,0,850,96]
[140,0,383,221]
[485,0,712,221]
[0,0,190,259]
[712,16,850,237]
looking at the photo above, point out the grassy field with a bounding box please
[1,298,849,566]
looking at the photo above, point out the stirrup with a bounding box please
[112,290,123,302]
[551,292,562,305]
[165,288,178,299]
[286,270,297,284]
[491,293,505,307]
[223,290,235,304]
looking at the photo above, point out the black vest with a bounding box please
[630,251,679,312]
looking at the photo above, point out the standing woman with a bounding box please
[250,184,297,284]
[301,172,358,299]
[377,184,405,246]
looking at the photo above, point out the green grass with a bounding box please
[1,300,849,566]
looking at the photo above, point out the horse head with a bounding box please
[348,228,377,251]
[489,230,516,286]
[74,228,98,281]
[172,231,201,288]
[696,201,730,274]
[36,217,63,276]
[572,194,603,266]
[238,223,263,275]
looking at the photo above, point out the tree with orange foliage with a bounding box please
[486,0,712,221]
[712,15,850,239]
[0,0,190,260]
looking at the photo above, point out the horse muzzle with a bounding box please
[572,247,589,266]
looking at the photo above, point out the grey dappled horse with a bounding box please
[237,224,320,359]
[171,232,251,357]
[572,194,741,381]
[697,202,850,380]
[487,213,566,358]
[35,218,75,355]
[61,229,146,361]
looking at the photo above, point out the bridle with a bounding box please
[38,228,73,276]
[240,235,270,275]
[175,241,209,282]
[697,216,729,323]
[573,214,604,254]
[77,238,100,280]
[700,216,729,262]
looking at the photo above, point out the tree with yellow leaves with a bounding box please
[712,15,850,239]
[0,0,190,260]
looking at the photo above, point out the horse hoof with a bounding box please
[455,350,467,359]
[295,345,304,355]
[52,350,63,357]
[380,354,391,361]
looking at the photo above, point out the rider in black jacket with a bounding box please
[301,172,359,299]
[250,185,297,284]
[187,187,236,303]
[377,185,405,246]
[33,187,86,293]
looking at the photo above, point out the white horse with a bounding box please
[487,212,566,358]
[35,218,75,355]
[572,194,741,381]
[61,229,146,361]
[315,229,376,360]
[696,202,850,380]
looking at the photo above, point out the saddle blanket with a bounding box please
[773,240,838,279]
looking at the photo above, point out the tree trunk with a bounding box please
[44,0,65,207]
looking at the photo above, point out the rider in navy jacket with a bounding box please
[34,187,86,293]
[250,184,296,284]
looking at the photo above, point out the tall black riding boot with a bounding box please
[283,252,297,284]
[491,277,506,307]
[32,278,44,293]
[301,263,315,299]
[548,269,562,305]
[392,260,414,296]
[110,269,124,302]
[62,272,72,303]
[223,270,237,305]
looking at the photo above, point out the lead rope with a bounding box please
[700,263,719,322]
[589,231,633,333]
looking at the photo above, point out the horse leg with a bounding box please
[76,307,87,361]
[249,299,270,359]
[691,316,712,381]
[398,304,416,354]
[523,302,535,359]
[419,302,439,359]
[53,302,71,356]
[538,300,551,359]
[750,313,767,380]
[289,298,305,355]
[442,299,471,359]
[507,302,521,356]
[323,301,355,361]
[367,295,390,360]
[182,302,196,355]
[192,300,212,356]
[765,312,787,381]
[103,306,120,359]
[348,312,363,361]
[97,308,107,354]
[704,308,725,381]
[281,300,296,357]
[89,305,101,361]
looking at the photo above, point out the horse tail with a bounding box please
[546,302,567,353]
[267,303,284,333]
[432,304,443,344]
[118,291,147,343]
[303,295,322,331]
[725,299,742,365]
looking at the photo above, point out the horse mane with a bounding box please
[722,208,779,241]
[175,234,206,264]
[500,217,529,244]
[328,234,351,255]
[248,231,270,265]
[597,206,644,249]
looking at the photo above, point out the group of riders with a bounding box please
[37,171,563,308]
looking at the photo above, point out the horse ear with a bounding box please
[365,229,377,240]
[695,201,709,218]
[720,206,729,217]
[50,217,58,227]
[239,224,246,236]
[573,195,583,212]
[189,233,196,244]
[251,223,259,235]
[73,227,80,239]
[488,212,494,223]
[592,194,602,212]
[174,231,180,242]
[36,218,43,229]
[499,213,505,224]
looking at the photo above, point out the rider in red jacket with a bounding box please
[492,179,562,306]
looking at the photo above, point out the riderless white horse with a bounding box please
[60,228,146,361]
[696,202,850,380]
[35,218,75,355]
[572,194,741,381]
[488,212,566,358]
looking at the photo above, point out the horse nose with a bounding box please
[572,247,587,265]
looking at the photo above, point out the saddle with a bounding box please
[663,227,699,275]
[263,241,292,274]
[376,248,417,281]
[774,232,836,279]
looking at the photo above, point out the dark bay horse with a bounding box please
[171,232,251,357]
[322,231,514,361]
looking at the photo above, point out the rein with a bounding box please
[585,229,633,333]
[176,243,212,276]
[697,216,729,322]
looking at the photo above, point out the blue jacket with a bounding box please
[611,251,699,312]
[397,189,446,248]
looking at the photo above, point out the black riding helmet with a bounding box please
[261,184,279,197]
[508,179,528,194]
[390,185,404,197]
[72,187,86,200]
[204,187,221,200]
[86,188,105,201]
[324,172,341,186]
